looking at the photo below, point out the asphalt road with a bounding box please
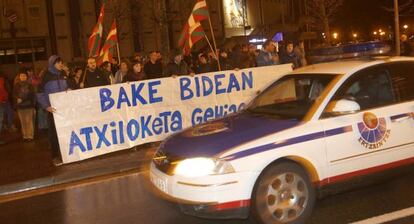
[0,168,413,224]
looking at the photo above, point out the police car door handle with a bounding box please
[394,116,410,123]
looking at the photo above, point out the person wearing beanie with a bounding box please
[37,55,68,166]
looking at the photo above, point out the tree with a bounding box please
[381,0,414,55]
[307,0,343,45]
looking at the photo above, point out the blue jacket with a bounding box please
[36,55,68,109]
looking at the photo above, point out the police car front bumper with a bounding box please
[149,162,258,219]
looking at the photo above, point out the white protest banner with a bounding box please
[50,64,292,163]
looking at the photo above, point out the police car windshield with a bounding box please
[247,74,337,120]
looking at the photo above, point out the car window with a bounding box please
[327,65,395,112]
[247,74,336,120]
[388,62,414,102]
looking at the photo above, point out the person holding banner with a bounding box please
[114,59,131,84]
[144,51,163,79]
[195,53,212,74]
[165,50,193,77]
[122,61,145,82]
[84,57,110,88]
[37,55,68,165]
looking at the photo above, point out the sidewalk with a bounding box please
[0,130,155,196]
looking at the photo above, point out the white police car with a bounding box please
[150,57,414,224]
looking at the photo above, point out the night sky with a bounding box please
[332,0,413,41]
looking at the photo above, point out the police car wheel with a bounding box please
[251,162,315,224]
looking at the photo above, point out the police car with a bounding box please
[150,57,414,224]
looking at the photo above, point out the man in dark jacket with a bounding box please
[280,41,300,69]
[144,51,164,79]
[37,55,68,165]
[84,57,110,88]
[164,51,192,76]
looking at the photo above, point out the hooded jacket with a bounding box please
[36,55,68,109]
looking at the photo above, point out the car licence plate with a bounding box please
[150,172,168,193]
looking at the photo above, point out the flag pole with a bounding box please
[115,18,121,65]
[203,33,216,58]
[205,2,221,71]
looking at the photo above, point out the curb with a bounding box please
[0,160,142,197]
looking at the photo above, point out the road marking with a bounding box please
[0,170,142,203]
[351,207,414,224]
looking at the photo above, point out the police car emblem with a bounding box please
[357,112,390,150]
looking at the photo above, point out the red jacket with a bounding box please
[0,77,9,103]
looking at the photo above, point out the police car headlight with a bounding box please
[174,158,235,178]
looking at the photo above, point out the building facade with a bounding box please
[0,0,305,73]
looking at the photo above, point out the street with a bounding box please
[0,166,413,224]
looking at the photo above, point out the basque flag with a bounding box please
[88,3,105,57]
[178,0,209,54]
[97,20,118,65]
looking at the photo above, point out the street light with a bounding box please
[403,24,408,29]
[353,33,358,38]
[373,31,378,35]
[333,32,338,39]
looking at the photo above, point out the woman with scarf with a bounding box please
[37,55,68,166]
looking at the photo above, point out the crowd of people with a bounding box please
[0,39,307,165]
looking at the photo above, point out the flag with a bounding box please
[88,3,105,57]
[97,20,118,65]
[178,0,209,54]
[181,23,206,54]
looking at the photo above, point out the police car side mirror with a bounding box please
[324,99,361,117]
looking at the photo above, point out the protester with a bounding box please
[401,34,412,56]
[34,69,48,131]
[100,61,115,84]
[30,68,44,91]
[230,44,249,69]
[13,72,36,142]
[280,41,300,69]
[123,61,145,82]
[256,40,278,67]
[165,50,192,76]
[0,72,8,144]
[3,74,17,133]
[84,57,110,88]
[114,59,131,84]
[195,53,212,74]
[144,51,164,79]
[294,40,307,67]
[217,50,233,71]
[247,44,258,67]
[133,52,143,63]
[37,55,68,165]
[67,67,83,90]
